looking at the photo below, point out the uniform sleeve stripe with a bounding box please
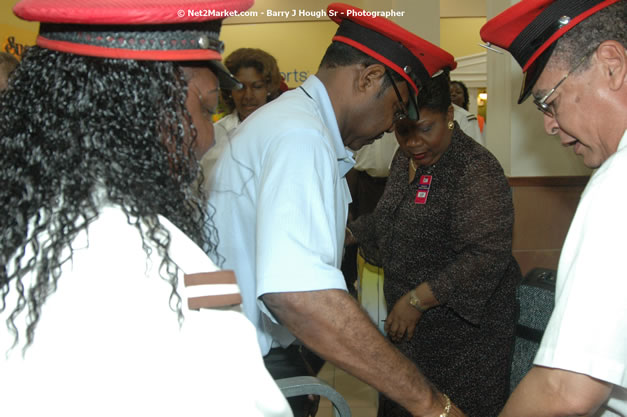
[184,270,237,286]
[188,293,243,310]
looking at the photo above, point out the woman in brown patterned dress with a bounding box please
[347,70,521,417]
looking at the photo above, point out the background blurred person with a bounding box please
[449,79,484,145]
[347,69,520,417]
[0,0,292,416]
[201,47,282,178]
[449,80,469,110]
[0,51,19,91]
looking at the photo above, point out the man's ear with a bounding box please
[357,63,386,93]
[596,40,626,91]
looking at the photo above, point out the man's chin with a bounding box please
[349,138,374,151]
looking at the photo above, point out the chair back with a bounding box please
[510,267,556,392]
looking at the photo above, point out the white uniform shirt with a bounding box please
[200,110,241,182]
[1,202,292,417]
[453,104,484,146]
[208,75,353,355]
[352,131,398,177]
[534,130,627,416]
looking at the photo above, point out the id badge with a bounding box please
[415,175,432,205]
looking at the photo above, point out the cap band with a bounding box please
[509,0,607,69]
[518,42,556,103]
[37,21,224,61]
[333,19,429,94]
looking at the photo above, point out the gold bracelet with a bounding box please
[439,393,451,417]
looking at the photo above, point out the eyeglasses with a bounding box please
[386,71,409,124]
[191,85,218,122]
[533,56,587,117]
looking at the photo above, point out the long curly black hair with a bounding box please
[0,46,220,351]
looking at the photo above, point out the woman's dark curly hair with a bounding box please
[220,47,282,112]
[0,47,220,351]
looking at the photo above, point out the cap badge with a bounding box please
[198,35,210,49]
[478,41,505,54]
[557,16,571,28]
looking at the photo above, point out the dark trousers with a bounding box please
[264,345,326,417]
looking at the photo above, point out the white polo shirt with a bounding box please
[208,75,353,355]
[535,130,627,416]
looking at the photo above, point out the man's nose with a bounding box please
[243,86,254,98]
[543,113,560,136]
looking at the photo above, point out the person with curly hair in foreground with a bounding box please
[0,0,292,416]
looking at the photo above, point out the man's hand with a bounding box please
[262,289,467,417]
[385,291,422,342]
[344,227,357,246]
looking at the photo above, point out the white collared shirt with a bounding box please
[208,75,353,354]
[534,130,627,416]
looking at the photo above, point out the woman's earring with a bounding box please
[447,121,454,130]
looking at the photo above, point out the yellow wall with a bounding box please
[440,17,486,58]
[222,15,486,89]
[1,1,484,87]
[220,21,338,89]
[1,0,38,58]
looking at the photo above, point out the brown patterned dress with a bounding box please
[350,125,521,417]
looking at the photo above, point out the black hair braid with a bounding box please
[0,47,220,351]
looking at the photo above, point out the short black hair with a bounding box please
[450,80,469,110]
[320,41,404,94]
[416,70,451,115]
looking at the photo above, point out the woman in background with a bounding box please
[450,80,469,110]
[201,47,283,178]
[348,70,520,417]
[0,51,19,91]
[450,79,485,134]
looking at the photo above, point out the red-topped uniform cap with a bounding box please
[13,0,254,88]
[480,0,620,103]
[327,2,456,96]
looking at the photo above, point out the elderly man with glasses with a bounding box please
[481,0,627,416]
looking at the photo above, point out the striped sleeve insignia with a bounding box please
[184,270,243,310]
[466,115,478,122]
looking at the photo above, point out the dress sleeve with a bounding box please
[427,148,517,324]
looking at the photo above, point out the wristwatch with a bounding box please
[409,289,427,313]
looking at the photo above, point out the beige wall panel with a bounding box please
[441,0,486,17]
[440,17,485,58]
